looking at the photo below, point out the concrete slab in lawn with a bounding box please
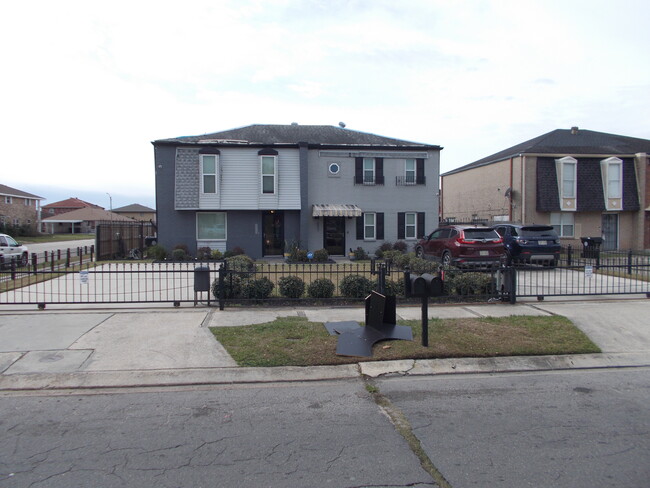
[0,313,112,352]
[71,310,237,370]
[204,309,301,327]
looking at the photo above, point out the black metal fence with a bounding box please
[1,255,649,308]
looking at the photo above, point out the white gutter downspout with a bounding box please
[521,154,526,223]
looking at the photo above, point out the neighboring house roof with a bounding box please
[41,207,135,223]
[112,204,155,213]
[42,197,104,210]
[443,128,650,176]
[0,184,44,200]
[153,124,441,149]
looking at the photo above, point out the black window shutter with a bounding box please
[377,213,384,240]
[397,213,405,240]
[355,158,363,184]
[376,158,384,184]
[417,212,425,238]
[416,159,425,184]
[356,216,364,240]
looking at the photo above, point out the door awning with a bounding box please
[312,204,362,217]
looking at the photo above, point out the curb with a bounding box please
[1,353,648,392]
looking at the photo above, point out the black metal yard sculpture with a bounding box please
[324,291,413,357]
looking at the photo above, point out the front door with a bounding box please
[323,217,345,255]
[262,211,284,256]
[601,214,618,251]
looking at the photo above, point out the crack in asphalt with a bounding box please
[364,377,451,488]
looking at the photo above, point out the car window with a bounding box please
[0,237,7,246]
[494,226,507,236]
[430,228,451,239]
[6,236,18,246]
[463,228,499,239]
[510,228,519,237]
[520,227,557,237]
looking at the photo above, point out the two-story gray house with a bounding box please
[152,124,441,259]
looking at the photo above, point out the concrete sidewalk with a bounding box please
[1,299,649,391]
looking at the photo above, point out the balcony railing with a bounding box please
[354,176,385,186]
[396,176,426,185]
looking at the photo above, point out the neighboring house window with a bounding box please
[197,212,227,240]
[261,156,276,194]
[551,212,574,237]
[602,157,622,199]
[24,199,30,206]
[363,158,375,184]
[201,154,218,194]
[49,209,54,215]
[364,212,376,239]
[405,212,417,239]
[398,212,425,239]
[5,196,12,204]
[557,156,577,198]
[405,159,416,184]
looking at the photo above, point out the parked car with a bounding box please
[492,224,560,266]
[414,225,505,267]
[0,233,29,267]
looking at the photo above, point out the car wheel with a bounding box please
[415,247,424,259]
[20,253,29,267]
[441,250,452,267]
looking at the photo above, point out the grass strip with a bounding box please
[210,314,600,367]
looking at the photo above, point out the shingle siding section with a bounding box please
[622,158,640,211]
[536,158,560,212]
[175,148,199,209]
[576,158,605,212]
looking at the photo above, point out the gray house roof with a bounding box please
[443,128,650,176]
[153,124,441,149]
[112,204,155,213]
[0,184,44,200]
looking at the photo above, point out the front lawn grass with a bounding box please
[210,314,600,367]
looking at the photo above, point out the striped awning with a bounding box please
[312,204,362,217]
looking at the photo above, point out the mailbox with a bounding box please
[405,272,443,297]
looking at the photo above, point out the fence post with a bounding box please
[31,253,37,275]
[627,249,633,275]
[66,249,71,268]
[218,261,226,311]
[567,245,572,267]
[10,259,16,280]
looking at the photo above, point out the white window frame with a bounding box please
[261,155,277,194]
[557,156,577,199]
[405,159,416,184]
[602,157,622,199]
[363,158,375,184]
[550,212,574,237]
[364,212,376,240]
[196,212,227,240]
[405,212,417,239]
[200,154,218,195]
[5,196,12,204]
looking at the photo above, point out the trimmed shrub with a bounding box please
[288,248,309,263]
[375,242,394,258]
[278,275,305,298]
[225,255,255,273]
[313,248,329,262]
[392,240,408,253]
[340,274,374,298]
[377,278,405,297]
[445,271,494,296]
[242,277,275,299]
[352,247,369,261]
[173,243,190,254]
[307,278,335,298]
[211,274,243,299]
[171,248,188,261]
[197,247,212,260]
[224,246,245,258]
[145,244,167,261]
[211,249,223,260]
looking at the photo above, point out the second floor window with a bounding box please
[261,156,276,194]
[201,154,218,194]
[603,157,622,199]
[363,158,375,184]
[558,157,577,198]
[405,159,416,184]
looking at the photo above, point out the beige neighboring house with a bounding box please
[41,207,135,234]
[441,127,650,251]
[0,184,44,234]
[111,204,156,222]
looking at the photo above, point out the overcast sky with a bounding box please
[2,0,649,210]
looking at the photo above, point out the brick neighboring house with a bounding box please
[112,204,156,222]
[0,184,44,234]
[440,127,650,250]
[41,207,135,234]
[153,124,441,259]
[41,197,104,219]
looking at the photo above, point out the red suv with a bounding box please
[415,225,505,267]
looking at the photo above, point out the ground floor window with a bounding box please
[364,213,376,240]
[550,212,574,237]
[197,212,226,240]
